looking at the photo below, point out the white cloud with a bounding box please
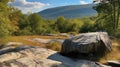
[9,0,49,13]
[80,0,89,4]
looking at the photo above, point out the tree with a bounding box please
[27,13,50,35]
[79,19,94,33]
[9,8,24,32]
[0,0,15,37]
[93,0,120,34]
[55,16,75,33]
[55,16,66,33]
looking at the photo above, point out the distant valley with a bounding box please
[39,4,97,19]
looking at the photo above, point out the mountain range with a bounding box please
[39,4,97,19]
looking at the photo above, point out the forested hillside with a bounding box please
[39,4,97,19]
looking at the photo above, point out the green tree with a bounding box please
[79,20,94,33]
[93,0,120,34]
[27,13,49,35]
[55,16,75,33]
[45,20,59,33]
[55,16,66,33]
[9,8,25,32]
[0,0,15,37]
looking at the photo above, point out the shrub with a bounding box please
[79,22,94,33]
[14,30,32,36]
[46,41,61,51]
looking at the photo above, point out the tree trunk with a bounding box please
[116,0,120,30]
[113,1,116,31]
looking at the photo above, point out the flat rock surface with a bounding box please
[32,38,64,44]
[0,45,109,67]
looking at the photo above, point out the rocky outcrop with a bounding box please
[61,32,112,60]
[0,45,109,67]
[32,38,64,44]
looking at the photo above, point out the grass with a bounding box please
[99,39,120,63]
[0,35,67,48]
[46,41,61,51]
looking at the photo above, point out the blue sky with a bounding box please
[10,0,93,13]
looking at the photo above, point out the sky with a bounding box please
[10,0,93,14]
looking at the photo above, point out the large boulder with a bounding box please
[61,32,112,60]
